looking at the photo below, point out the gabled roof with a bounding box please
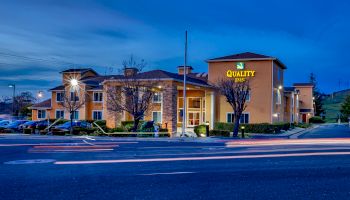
[30,99,51,109]
[207,52,286,69]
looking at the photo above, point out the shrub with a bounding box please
[159,128,168,132]
[108,127,127,133]
[23,128,33,134]
[295,123,312,128]
[214,122,292,134]
[209,130,230,137]
[121,121,144,131]
[194,125,207,137]
[309,116,325,123]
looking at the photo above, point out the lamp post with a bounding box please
[241,126,245,138]
[8,84,16,117]
[70,78,78,135]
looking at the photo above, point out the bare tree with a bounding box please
[14,92,36,117]
[216,79,251,137]
[58,88,88,134]
[107,56,156,132]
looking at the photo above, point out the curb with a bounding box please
[289,125,320,139]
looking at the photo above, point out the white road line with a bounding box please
[55,151,350,165]
[138,172,196,176]
[83,140,95,146]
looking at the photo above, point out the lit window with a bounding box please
[55,110,64,119]
[37,110,46,119]
[93,92,103,102]
[92,111,102,120]
[153,93,162,103]
[152,111,162,124]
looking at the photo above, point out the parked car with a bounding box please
[53,121,91,133]
[21,121,39,129]
[0,120,11,128]
[5,120,28,132]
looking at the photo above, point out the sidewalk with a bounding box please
[249,125,319,139]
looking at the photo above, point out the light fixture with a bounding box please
[278,85,283,90]
[273,113,279,118]
[70,79,78,87]
[37,91,43,98]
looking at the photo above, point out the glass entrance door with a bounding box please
[188,112,200,127]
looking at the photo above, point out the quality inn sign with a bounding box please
[227,62,256,82]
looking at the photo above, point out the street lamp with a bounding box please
[37,91,43,99]
[8,84,15,116]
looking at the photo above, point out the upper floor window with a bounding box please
[70,92,79,101]
[56,92,64,102]
[38,110,46,119]
[93,92,103,102]
[245,91,251,102]
[153,93,162,103]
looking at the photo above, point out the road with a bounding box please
[0,125,350,200]
[300,123,350,138]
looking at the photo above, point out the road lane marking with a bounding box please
[54,151,350,165]
[138,172,196,176]
[83,140,96,146]
[4,159,56,164]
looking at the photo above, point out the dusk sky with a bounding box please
[0,0,349,98]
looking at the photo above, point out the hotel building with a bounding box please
[31,52,314,134]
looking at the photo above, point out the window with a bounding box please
[55,110,64,119]
[227,113,234,123]
[246,91,251,102]
[92,111,103,120]
[178,109,183,122]
[227,112,249,124]
[93,92,103,102]
[153,93,162,103]
[152,111,162,124]
[70,92,79,101]
[72,111,79,120]
[37,110,46,119]
[56,92,64,102]
[188,98,201,109]
[240,113,249,124]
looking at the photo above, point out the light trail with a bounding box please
[54,151,350,165]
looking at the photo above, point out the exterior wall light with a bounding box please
[278,85,283,90]
[70,79,78,87]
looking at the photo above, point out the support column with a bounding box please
[210,92,215,129]
[162,82,177,136]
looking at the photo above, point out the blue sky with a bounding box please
[0,0,349,98]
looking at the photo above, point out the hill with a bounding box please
[323,89,350,122]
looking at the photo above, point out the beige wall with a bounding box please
[208,60,283,124]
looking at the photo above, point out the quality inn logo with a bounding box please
[236,62,245,70]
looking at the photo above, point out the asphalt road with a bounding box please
[1,127,350,200]
[300,123,350,138]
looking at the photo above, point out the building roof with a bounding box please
[284,87,295,92]
[60,68,98,75]
[105,70,210,87]
[207,52,286,69]
[49,85,65,91]
[294,83,314,87]
[30,99,51,109]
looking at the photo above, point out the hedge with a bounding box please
[214,122,293,134]
[309,116,325,123]
[194,125,207,137]
[209,130,230,137]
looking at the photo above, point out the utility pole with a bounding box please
[181,31,188,137]
[8,84,16,117]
